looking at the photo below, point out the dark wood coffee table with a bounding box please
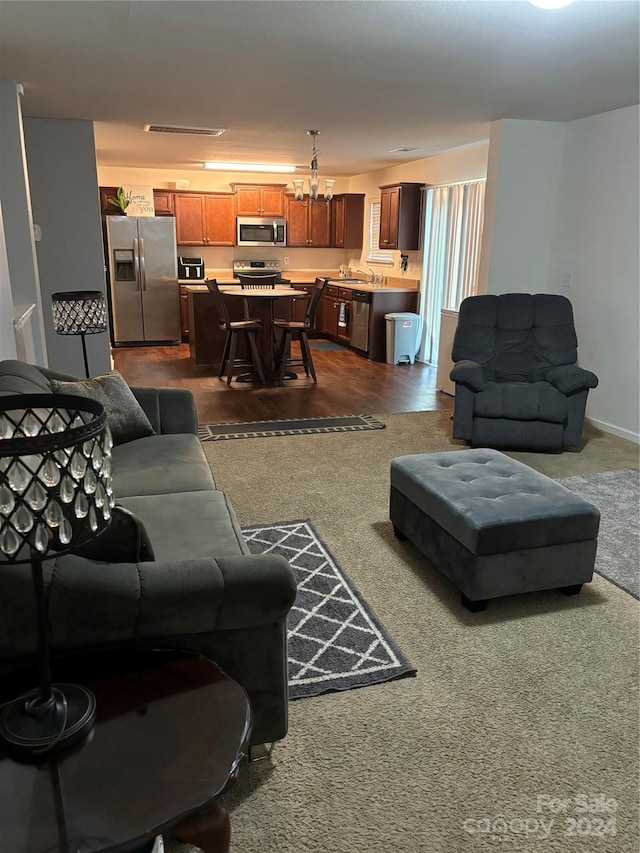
[0,649,252,853]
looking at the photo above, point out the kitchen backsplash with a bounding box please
[195,246,423,279]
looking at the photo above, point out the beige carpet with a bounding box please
[168,413,639,853]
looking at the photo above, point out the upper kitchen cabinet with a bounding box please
[379,183,424,251]
[286,195,331,248]
[174,192,234,246]
[152,190,174,216]
[230,183,287,217]
[100,187,175,217]
[331,193,365,249]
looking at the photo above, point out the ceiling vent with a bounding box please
[143,124,226,137]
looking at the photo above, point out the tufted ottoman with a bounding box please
[390,448,600,612]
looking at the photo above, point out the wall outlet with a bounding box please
[223,255,230,265]
[561,272,574,288]
[283,256,289,265]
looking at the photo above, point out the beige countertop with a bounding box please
[181,270,419,293]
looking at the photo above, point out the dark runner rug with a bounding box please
[309,340,350,352]
[199,414,386,441]
[242,519,416,699]
[557,468,639,599]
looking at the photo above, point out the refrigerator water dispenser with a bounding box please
[114,249,135,281]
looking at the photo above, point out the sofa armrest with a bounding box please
[545,365,598,395]
[450,360,486,392]
[37,553,296,652]
[131,386,198,435]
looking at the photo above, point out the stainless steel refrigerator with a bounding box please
[105,216,180,345]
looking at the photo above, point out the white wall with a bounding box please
[549,105,639,442]
[0,202,17,360]
[477,120,566,296]
[348,142,489,277]
[23,117,111,377]
[0,82,47,365]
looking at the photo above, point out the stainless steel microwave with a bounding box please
[237,217,286,247]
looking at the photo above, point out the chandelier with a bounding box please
[292,130,335,204]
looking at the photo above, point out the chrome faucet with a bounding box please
[356,268,376,283]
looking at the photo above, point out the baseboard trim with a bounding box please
[586,416,639,444]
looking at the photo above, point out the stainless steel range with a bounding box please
[232,259,290,284]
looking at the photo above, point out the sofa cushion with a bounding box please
[473,381,567,424]
[0,360,53,395]
[72,505,155,563]
[118,490,249,560]
[50,371,155,445]
[112,434,216,497]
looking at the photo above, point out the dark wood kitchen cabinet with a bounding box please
[230,183,286,217]
[331,193,365,249]
[152,190,174,215]
[379,183,424,251]
[188,287,249,366]
[174,192,234,246]
[367,289,419,361]
[291,283,322,335]
[179,285,189,342]
[322,285,352,342]
[286,195,331,247]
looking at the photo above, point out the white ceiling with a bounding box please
[0,0,638,177]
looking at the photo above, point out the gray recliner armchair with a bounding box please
[450,293,598,452]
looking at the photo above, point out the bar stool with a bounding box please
[206,279,265,385]
[273,278,327,385]
[237,274,278,290]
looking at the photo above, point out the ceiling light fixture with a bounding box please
[528,0,575,8]
[390,147,418,153]
[202,161,296,173]
[292,131,335,204]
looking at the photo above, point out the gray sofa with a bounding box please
[0,360,297,747]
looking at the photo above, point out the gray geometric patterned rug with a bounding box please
[557,468,640,599]
[241,519,416,699]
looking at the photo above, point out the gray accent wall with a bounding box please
[22,117,110,377]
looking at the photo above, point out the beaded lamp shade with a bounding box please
[0,394,114,759]
[51,291,107,336]
[51,291,108,378]
[0,394,114,562]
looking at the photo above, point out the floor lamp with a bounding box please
[0,393,114,761]
[51,291,108,379]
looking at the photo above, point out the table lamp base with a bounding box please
[0,682,96,762]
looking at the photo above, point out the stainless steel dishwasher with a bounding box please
[350,290,372,352]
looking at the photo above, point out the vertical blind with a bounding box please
[418,180,486,364]
[367,201,394,264]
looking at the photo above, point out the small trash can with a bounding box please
[385,313,421,365]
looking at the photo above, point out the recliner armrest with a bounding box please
[450,360,486,392]
[131,386,198,435]
[545,365,598,395]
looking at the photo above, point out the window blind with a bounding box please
[417,179,486,365]
[367,201,394,265]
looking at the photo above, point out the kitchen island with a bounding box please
[184,273,420,367]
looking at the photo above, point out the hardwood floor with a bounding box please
[112,342,454,424]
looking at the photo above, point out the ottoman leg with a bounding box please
[461,593,488,613]
[559,584,583,596]
[393,525,408,541]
